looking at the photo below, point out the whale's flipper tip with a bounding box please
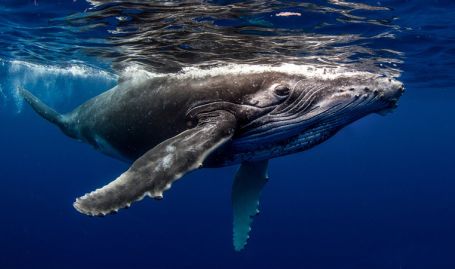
[232,160,269,252]
[74,110,237,217]
[72,176,137,216]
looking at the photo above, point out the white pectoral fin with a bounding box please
[74,111,237,216]
[232,160,269,251]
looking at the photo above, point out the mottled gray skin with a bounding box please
[62,71,402,167]
[21,69,403,250]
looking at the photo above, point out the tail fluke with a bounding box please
[18,87,73,137]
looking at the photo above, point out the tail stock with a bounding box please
[18,87,76,138]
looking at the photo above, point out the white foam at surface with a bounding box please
[0,59,117,112]
[119,63,382,82]
[9,60,117,80]
[120,64,165,83]
[177,63,378,79]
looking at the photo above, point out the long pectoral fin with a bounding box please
[232,160,269,251]
[74,111,237,216]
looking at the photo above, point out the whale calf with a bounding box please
[20,64,404,251]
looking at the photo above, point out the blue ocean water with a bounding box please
[0,1,454,268]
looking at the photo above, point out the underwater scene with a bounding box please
[0,0,454,268]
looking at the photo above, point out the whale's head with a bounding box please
[275,74,404,121]
[231,71,404,159]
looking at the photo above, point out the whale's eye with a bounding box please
[274,85,290,97]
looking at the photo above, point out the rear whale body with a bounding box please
[20,65,404,251]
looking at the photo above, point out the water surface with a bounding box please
[0,1,454,268]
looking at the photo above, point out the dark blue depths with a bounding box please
[1,0,455,269]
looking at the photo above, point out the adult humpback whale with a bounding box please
[20,64,404,251]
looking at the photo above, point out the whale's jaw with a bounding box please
[205,76,404,167]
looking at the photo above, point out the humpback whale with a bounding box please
[20,64,404,251]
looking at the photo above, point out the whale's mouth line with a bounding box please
[234,91,392,146]
[235,102,346,145]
